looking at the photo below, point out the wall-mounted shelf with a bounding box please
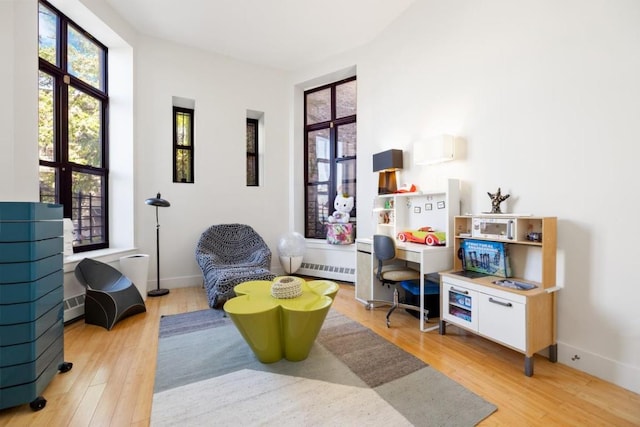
[373,179,460,245]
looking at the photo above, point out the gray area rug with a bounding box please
[152,309,497,426]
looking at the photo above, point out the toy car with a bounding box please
[397,227,446,246]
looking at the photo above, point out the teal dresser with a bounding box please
[0,202,72,411]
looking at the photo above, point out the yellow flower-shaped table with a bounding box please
[224,278,339,363]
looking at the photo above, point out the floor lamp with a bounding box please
[145,192,170,297]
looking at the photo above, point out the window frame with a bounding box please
[172,106,195,183]
[303,76,357,239]
[246,118,259,186]
[38,0,109,253]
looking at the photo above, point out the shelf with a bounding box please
[373,180,460,244]
[448,308,472,322]
[453,234,543,247]
[441,215,558,376]
[449,302,471,311]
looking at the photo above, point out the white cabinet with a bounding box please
[442,275,528,352]
[442,280,478,331]
[479,292,525,351]
[440,215,558,376]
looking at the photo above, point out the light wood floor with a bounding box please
[1,284,638,426]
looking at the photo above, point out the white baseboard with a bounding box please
[160,274,204,289]
[558,341,640,394]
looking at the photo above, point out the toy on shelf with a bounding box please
[397,227,446,246]
[487,187,510,213]
[396,183,417,193]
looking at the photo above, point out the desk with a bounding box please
[355,237,453,332]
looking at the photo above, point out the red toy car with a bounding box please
[397,227,446,246]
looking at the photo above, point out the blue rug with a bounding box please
[152,309,497,426]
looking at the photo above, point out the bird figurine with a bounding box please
[487,188,510,214]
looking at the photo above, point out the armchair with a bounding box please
[195,223,275,308]
[74,258,146,330]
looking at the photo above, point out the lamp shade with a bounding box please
[145,193,170,207]
[373,149,403,172]
[278,232,306,274]
[277,232,306,257]
[414,135,456,165]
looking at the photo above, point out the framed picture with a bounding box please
[425,203,433,211]
[414,206,421,213]
[437,201,446,209]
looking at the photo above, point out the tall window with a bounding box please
[173,107,195,183]
[38,0,109,252]
[246,118,259,186]
[304,77,357,239]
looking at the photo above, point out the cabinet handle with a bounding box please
[450,287,469,295]
[489,297,512,307]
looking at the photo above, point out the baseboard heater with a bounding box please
[63,294,85,323]
[297,262,355,282]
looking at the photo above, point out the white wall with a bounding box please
[294,0,640,392]
[0,0,39,201]
[134,36,290,288]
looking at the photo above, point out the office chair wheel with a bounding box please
[386,319,391,328]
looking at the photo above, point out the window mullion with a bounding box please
[59,13,68,72]
[329,125,338,210]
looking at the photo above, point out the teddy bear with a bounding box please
[327,194,354,224]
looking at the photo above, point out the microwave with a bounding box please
[472,217,515,240]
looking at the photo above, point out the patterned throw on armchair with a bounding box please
[195,223,275,308]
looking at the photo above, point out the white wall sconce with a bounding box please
[414,134,457,165]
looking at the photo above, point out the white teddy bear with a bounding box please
[328,194,354,224]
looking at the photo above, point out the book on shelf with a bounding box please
[459,239,512,277]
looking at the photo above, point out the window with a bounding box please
[38,0,109,252]
[246,118,259,186]
[173,107,195,183]
[304,77,357,239]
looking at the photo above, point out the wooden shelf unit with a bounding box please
[440,215,558,376]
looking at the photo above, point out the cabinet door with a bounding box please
[442,280,478,331]
[355,242,372,303]
[478,293,526,351]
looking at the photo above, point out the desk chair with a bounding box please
[366,234,429,327]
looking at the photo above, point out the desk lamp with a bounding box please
[373,149,403,194]
[145,192,170,297]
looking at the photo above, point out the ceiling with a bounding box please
[104,0,415,70]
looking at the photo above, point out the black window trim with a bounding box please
[172,106,195,183]
[246,118,259,187]
[303,76,357,239]
[38,0,110,253]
